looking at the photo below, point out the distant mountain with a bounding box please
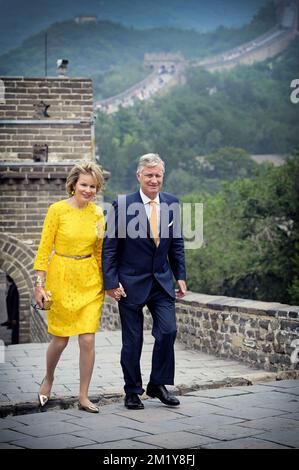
[0,0,269,54]
[0,3,276,100]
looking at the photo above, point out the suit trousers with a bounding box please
[118,280,177,394]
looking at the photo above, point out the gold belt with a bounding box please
[55,252,92,260]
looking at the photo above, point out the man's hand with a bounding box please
[106,283,127,301]
[176,280,187,299]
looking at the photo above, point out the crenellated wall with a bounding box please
[175,293,299,373]
[33,293,299,372]
[0,77,95,162]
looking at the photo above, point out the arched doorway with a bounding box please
[0,272,20,344]
[0,234,35,343]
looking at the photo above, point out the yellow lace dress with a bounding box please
[33,200,105,337]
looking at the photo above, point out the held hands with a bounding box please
[106,283,127,302]
[175,280,187,299]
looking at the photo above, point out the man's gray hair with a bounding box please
[137,153,165,175]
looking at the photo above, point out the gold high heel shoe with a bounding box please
[78,402,99,413]
[38,377,51,407]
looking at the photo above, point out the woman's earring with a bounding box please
[71,190,75,195]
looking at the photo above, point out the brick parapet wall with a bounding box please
[199,28,297,73]
[0,77,95,161]
[34,293,299,372]
[175,293,299,372]
[99,293,299,373]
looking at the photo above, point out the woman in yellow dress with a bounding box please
[33,161,105,413]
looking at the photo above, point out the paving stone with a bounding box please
[237,416,299,431]
[77,439,161,449]
[165,402,230,417]
[259,380,299,389]
[256,429,299,448]
[280,412,299,421]
[70,427,150,444]
[4,392,38,401]
[214,406,285,420]
[117,419,201,435]
[11,421,88,438]
[113,407,183,422]
[176,414,243,427]
[0,443,24,449]
[1,332,299,449]
[185,388,253,398]
[65,413,146,430]
[135,431,218,449]
[197,392,298,412]
[201,437,290,449]
[187,423,265,441]
[12,434,96,449]
[0,429,31,442]
[0,416,28,430]
[274,387,299,397]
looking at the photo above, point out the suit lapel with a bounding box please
[157,193,172,251]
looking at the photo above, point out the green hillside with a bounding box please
[0,2,275,99]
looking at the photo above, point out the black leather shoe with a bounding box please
[146,383,180,406]
[124,393,144,410]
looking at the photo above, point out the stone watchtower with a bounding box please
[0,76,108,343]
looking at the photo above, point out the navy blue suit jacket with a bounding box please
[102,191,186,304]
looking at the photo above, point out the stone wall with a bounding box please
[207,28,297,73]
[0,77,95,162]
[88,293,299,373]
[34,293,299,372]
[101,294,299,373]
[175,293,299,372]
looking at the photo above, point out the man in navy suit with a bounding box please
[102,153,186,409]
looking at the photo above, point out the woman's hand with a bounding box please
[34,286,49,309]
[106,283,127,301]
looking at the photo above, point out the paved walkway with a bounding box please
[0,331,299,449]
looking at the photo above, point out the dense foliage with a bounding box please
[183,152,299,305]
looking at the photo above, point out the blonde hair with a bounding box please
[137,153,165,175]
[66,161,104,196]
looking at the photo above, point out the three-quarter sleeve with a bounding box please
[93,208,105,269]
[33,204,59,272]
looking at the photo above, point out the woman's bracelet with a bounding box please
[35,275,45,288]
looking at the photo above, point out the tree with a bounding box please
[183,150,299,304]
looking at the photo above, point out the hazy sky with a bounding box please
[0,0,269,54]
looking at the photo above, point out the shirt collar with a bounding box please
[139,189,160,205]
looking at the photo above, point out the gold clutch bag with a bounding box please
[43,291,53,310]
